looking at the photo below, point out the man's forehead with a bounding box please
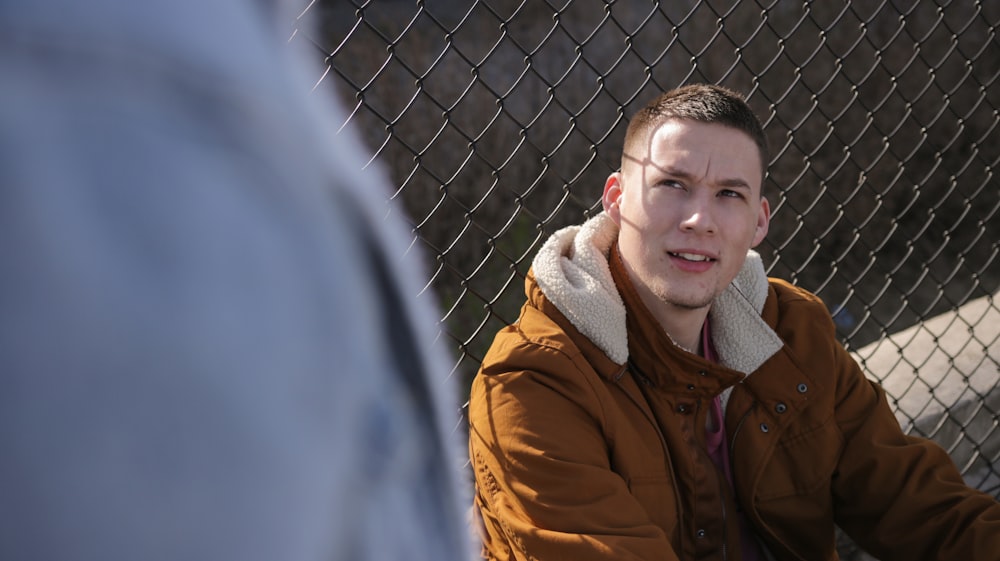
[623,119,763,181]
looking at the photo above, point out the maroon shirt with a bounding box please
[703,320,765,560]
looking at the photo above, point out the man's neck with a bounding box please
[645,296,710,355]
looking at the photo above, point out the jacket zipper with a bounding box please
[728,399,758,539]
[701,397,730,561]
[720,400,759,561]
[716,463,729,561]
[712,398,739,561]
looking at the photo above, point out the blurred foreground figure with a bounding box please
[0,1,470,560]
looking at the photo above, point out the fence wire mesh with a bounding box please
[293,1,999,554]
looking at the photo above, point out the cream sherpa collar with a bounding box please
[532,212,784,374]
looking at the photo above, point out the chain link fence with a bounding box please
[293,0,999,556]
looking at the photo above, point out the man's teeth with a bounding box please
[672,252,711,262]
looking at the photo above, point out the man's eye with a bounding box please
[719,189,744,198]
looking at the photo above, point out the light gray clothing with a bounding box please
[0,1,470,560]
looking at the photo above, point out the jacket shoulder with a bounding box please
[762,277,841,358]
[479,302,595,379]
[767,277,826,307]
[469,292,623,426]
[765,278,833,324]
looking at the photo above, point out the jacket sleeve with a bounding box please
[468,335,678,561]
[823,308,1000,559]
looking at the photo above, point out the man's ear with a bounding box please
[751,196,771,247]
[603,172,623,226]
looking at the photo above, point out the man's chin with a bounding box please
[656,290,715,312]
[667,299,713,311]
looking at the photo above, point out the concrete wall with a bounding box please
[852,292,1000,492]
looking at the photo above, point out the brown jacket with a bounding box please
[468,213,1000,561]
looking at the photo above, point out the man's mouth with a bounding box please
[669,252,715,263]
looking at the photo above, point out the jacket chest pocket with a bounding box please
[753,413,844,501]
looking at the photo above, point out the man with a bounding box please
[468,84,1000,561]
[0,1,471,560]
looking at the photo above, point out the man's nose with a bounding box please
[678,192,717,234]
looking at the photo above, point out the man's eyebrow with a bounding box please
[658,165,694,179]
[717,177,752,189]
[658,165,752,189]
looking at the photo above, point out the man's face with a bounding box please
[603,118,770,315]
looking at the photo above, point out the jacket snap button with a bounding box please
[696,529,706,538]
[797,383,808,393]
[775,402,787,414]
[760,423,769,433]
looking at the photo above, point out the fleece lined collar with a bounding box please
[532,212,784,374]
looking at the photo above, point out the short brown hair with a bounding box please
[622,84,768,179]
